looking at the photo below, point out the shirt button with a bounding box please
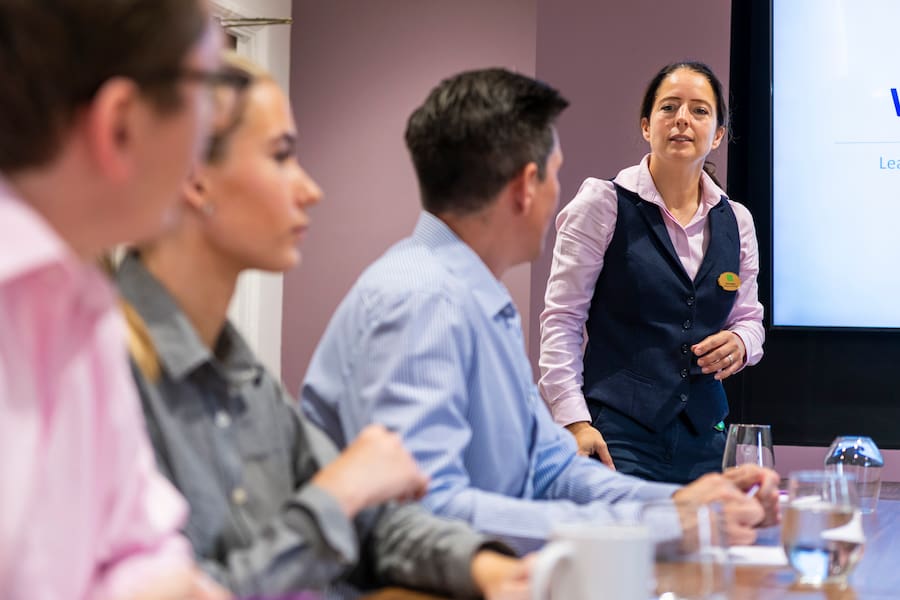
[681,343,689,355]
[231,487,248,506]
[686,296,695,307]
[683,319,692,329]
[680,368,688,378]
[680,393,688,402]
[215,411,231,429]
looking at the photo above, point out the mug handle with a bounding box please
[531,541,574,600]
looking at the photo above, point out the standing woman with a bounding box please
[539,62,764,484]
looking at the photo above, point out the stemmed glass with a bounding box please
[825,436,884,514]
[721,424,775,470]
[781,470,864,587]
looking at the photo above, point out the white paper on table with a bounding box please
[728,545,789,566]
[821,510,865,544]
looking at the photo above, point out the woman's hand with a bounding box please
[693,330,746,381]
[565,421,615,470]
[312,424,429,518]
[472,552,535,600]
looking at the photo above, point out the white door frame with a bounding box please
[210,0,293,378]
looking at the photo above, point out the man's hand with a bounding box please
[673,472,763,545]
[565,421,615,470]
[312,424,429,518]
[723,464,782,527]
[471,551,534,600]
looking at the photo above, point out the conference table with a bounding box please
[365,484,900,599]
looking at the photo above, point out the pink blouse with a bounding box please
[539,156,765,427]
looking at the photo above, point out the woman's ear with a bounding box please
[640,117,651,143]
[711,125,726,150]
[181,165,211,214]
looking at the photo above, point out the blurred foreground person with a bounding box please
[0,1,237,599]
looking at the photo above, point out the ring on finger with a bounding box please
[726,354,734,366]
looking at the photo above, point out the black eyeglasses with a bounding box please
[140,67,251,93]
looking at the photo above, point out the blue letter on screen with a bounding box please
[893,88,900,116]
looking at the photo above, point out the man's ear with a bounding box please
[83,77,144,182]
[511,161,540,217]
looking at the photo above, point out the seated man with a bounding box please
[301,68,778,552]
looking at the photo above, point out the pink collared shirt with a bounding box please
[0,176,191,600]
[539,156,765,427]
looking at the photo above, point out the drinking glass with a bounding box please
[721,423,775,470]
[642,500,732,600]
[825,436,884,514]
[781,470,864,587]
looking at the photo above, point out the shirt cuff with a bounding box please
[548,393,593,427]
[291,483,359,567]
[635,482,683,503]
[443,535,517,598]
[728,329,752,371]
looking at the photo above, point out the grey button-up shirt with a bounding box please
[116,254,504,598]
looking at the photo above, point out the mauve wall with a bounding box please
[283,0,537,394]
[530,0,732,371]
[282,1,897,478]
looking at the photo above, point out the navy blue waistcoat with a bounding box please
[582,183,740,433]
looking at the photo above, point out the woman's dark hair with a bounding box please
[0,0,208,172]
[640,61,729,130]
[639,61,729,187]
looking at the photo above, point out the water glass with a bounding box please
[642,500,732,600]
[825,436,884,514]
[781,470,864,587]
[721,423,775,470]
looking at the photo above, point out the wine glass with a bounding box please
[721,424,775,470]
[781,470,864,587]
[825,436,884,514]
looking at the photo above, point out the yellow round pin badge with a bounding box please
[717,271,741,291]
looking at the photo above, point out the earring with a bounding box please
[201,203,215,217]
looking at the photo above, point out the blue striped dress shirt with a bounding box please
[302,212,680,551]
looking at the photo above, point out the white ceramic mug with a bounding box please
[531,523,653,600]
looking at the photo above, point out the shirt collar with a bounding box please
[116,253,261,383]
[0,174,116,315]
[626,154,729,218]
[412,211,516,320]
[0,174,74,284]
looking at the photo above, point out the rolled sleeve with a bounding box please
[292,483,359,565]
[368,504,515,598]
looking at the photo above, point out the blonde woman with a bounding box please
[117,54,528,599]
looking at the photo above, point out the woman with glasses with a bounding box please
[115,53,529,599]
